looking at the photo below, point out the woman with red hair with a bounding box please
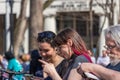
[39,28,92,80]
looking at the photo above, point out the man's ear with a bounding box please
[67,39,73,47]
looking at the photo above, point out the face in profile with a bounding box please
[38,42,56,62]
[58,44,72,60]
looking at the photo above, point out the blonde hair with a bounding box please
[22,54,30,62]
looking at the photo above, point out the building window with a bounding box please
[56,12,99,37]
[56,12,100,48]
[76,16,87,36]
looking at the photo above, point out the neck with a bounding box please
[52,55,64,67]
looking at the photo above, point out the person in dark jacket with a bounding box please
[30,49,42,76]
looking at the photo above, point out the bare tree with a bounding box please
[89,0,93,50]
[29,0,43,51]
[13,0,54,57]
[95,0,115,27]
[109,0,114,25]
[93,0,116,58]
[29,0,54,51]
[43,0,54,10]
[13,0,28,57]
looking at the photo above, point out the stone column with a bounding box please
[44,15,56,33]
[5,1,11,51]
[23,29,29,53]
[114,0,119,25]
[99,15,109,56]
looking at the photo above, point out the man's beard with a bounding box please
[108,54,120,66]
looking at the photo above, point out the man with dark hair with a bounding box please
[29,49,42,76]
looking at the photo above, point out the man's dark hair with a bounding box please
[29,49,42,75]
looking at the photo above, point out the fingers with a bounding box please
[39,59,48,65]
[38,59,54,69]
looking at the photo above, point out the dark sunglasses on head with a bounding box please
[38,31,55,39]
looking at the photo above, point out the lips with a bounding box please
[42,56,52,62]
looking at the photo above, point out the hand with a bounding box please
[77,63,87,78]
[77,63,93,73]
[39,60,57,76]
[77,63,99,80]
[87,50,93,56]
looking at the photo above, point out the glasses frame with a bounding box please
[104,45,116,50]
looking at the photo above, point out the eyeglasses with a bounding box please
[38,31,55,39]
[104,45,116,50]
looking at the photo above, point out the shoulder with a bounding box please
[8,58,15,63]
[97,57,102,60]
[75,55,89,63]
[72,55,90,69]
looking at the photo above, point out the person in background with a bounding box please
[5,51,23,80]
[77,24,120,79]
[21,54,30,73]
[92,44,97,58]
[88,50,96,63]
[39,28,92,80]
[0,54,8,69]
[18,55,23,65]
[29,49,44,80]
[97,50,110,66]
[29,49,42,76]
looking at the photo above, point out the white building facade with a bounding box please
[43,0,120,57]
[0,0,29,54]
[0,0,119,56]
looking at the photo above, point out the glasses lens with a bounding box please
[104,45,109,50]
[104,45,116,50]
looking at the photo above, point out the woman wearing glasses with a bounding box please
[76,25,120,80]
[36,31,67,80]
[39,28,92,80]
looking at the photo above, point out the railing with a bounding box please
[0,68,44,80]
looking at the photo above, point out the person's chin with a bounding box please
[110,58,120,66]
[42,58,51,62]
[61,55,69,60]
